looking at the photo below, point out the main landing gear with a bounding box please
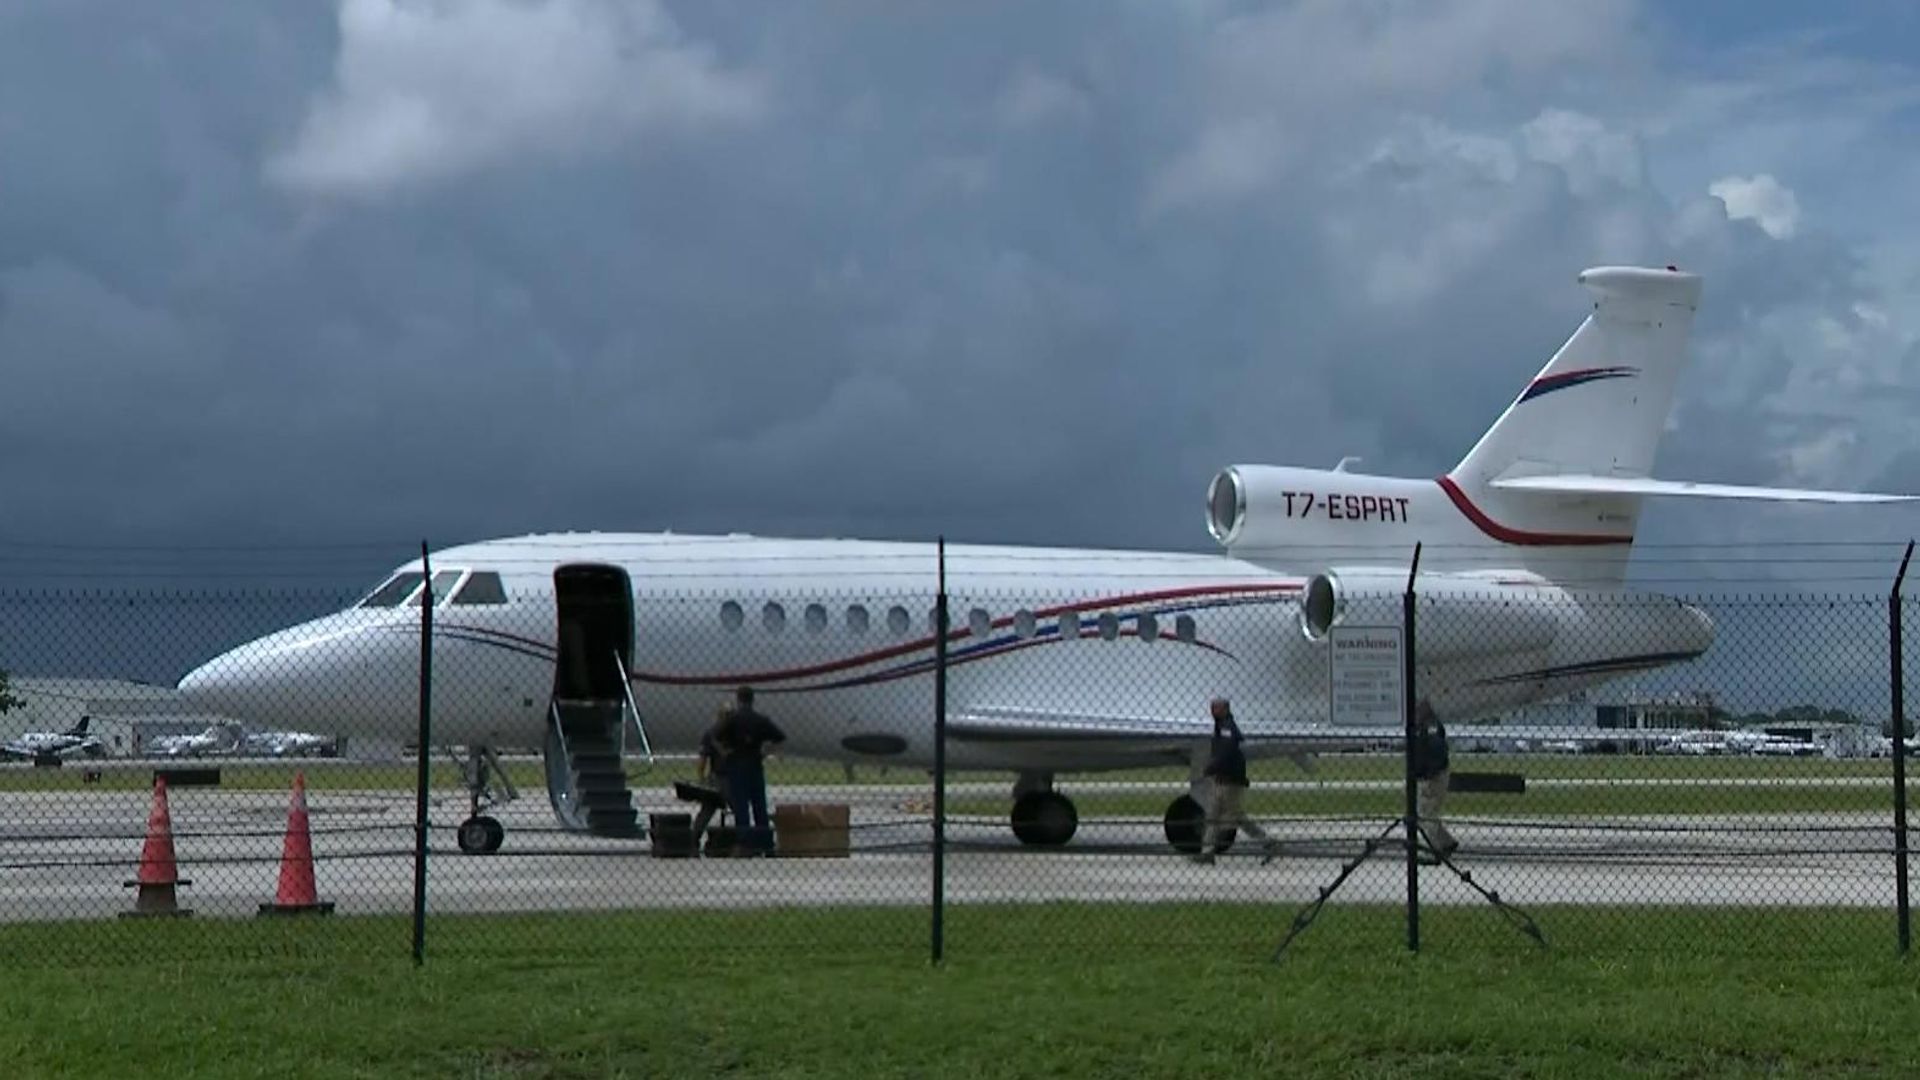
[1009,772,1078,846]
[1162,790,1236,855]
[1005,775,1243,853]
[451,744,517,855]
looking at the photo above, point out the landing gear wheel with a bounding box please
[1164,795,1234,855]
[458,815,505,855]
[1010,791,1078,846]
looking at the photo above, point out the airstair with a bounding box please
[545,564,654,840]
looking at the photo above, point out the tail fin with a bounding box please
[1451,266,1703,487]
[1444,266,1912,584]
[69,716,90,737]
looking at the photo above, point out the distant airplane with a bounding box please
[179,266,1917,855]
[243,728,340,758]
[0,716,104,762]
[149,723,243,758]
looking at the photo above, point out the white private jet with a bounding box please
[0,716,105,762]
[243,728,340,757]
[148,723,244,759]
[177,266,1915,854]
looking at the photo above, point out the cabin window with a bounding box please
[804,603,828,634]
[887,606,910,636]
[1096,612,1119,641]
[1013,609,1036,640]
[720,601,744,632]
[1059,611,1081,638]
[1175,615,1196,643]
[846,605,870,635]
[969,608,992,639]
[360,571,426,608]
[763,602,787,634]
[1138,613,1159,642]
[451,571,507,606]
[409,569,466,607]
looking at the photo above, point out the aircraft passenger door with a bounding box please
[552,564,635,704]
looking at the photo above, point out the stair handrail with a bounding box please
[613,651,656,766]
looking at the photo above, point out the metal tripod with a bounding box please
[1272,819,1547,961]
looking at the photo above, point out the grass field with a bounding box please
[1,906,1914,1078]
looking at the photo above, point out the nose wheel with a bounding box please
[446,744,517,855]
[457,815,505,855]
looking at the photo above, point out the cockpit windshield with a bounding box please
[408,570,467,607]
[359,567,507,609]
[359,571,426,608]
[451,571,507,605]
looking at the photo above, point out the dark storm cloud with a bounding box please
[0,0,1915,604]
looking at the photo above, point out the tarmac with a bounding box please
[0,779,1903,921]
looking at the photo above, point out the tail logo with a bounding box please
[1517,366,1638,403]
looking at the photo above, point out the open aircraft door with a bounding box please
[543,564,649,840]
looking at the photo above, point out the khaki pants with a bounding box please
[1417,772,1456,854]
[1203,779,1270,855]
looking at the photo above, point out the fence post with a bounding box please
[1403,543,1422,954]
[932,536,948,965]
[411,541,433,967]
[1893,541,1913,956]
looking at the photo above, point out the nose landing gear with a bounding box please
[450,744,516,855]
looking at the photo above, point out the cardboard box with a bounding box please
[772,803,851,858]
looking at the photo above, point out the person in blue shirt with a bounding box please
[1192,697,1281,865]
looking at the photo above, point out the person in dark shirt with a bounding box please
[688,707,732,853]
[1193,697,1280,864]
[716,686,785,856]
[1412,698,1458,859]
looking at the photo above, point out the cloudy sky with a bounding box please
[3,0,1920,597]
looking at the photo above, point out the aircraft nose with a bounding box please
[178,640,313,729]
[177,615,413,737]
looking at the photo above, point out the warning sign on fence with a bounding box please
[1329,625,1403,727]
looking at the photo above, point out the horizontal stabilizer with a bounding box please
[1488,474,1917,504]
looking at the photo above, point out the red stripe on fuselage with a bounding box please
[1436,475,1633,547]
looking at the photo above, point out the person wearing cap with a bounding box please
[1192,697,1280,865]
[715,685,785,856]
[1413,698,1459,860]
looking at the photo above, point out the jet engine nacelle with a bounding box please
[1299,567,1562,663]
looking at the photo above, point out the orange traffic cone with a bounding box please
[259,772,333,916]
[121,776,192,918]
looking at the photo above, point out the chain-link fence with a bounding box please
[0,555,1913,965]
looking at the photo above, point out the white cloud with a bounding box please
[1520,109,1645,193]
[1144,117,1289,214]
[1146,0,1637,211]
[267,0,765,198]
[996,67,1091,130]
[1708,173,1802,238]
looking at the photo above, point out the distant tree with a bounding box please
[0,672,21,714]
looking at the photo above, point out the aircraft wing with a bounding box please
[948,706,1721,754]
[947,706,1391,754]
[1488,474,1917,503]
